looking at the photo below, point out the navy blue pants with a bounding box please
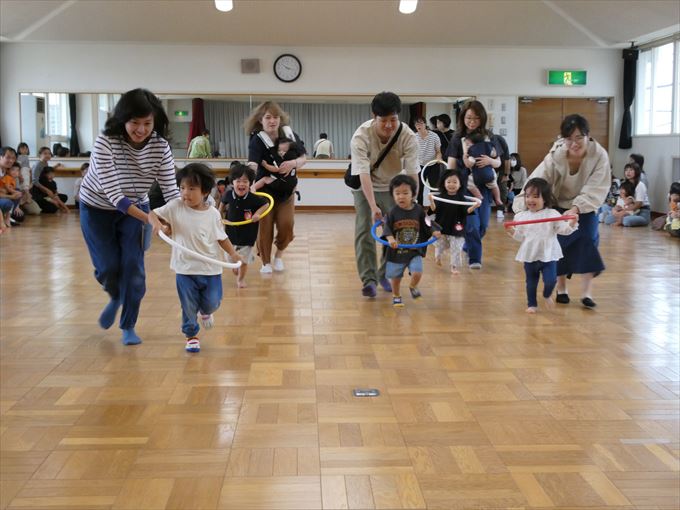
[464,187,492,264]
[80,203,148,329]
[176,274,223,337]
[557,212,605,277]
[524,260,557,307]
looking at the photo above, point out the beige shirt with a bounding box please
[513,138,610,214]
[350,120,419,192]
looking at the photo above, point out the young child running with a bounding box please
[383,174,441,307]
[428,169,480,274]
[149,163,241,353]
[220,163,269,288]
[506,177,578,314]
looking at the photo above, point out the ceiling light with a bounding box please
[399,0,417,14]
[215,0,233,12]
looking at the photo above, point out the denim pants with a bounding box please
[80,203,148,329]
[622,208,651,227]
[524,260,557,307]
[175,274,223,337]
[464,187,491,265]
[353,189,395,286]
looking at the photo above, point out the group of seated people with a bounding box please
[0,144,89,233]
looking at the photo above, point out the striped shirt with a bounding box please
[417,131,441,166]
[79,133,179,212]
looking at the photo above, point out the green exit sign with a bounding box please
[174,110,189,117]
[547,70,587,86]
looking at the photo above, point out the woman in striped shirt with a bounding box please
[79,89,180,346]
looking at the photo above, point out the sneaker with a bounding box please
[581,297,597,308]
[409,287,422,300]
[379,277,392,292]
[496,210,505,219]
[9,217,19,226]
[361,283,377,298]
[555,293,570,304]
[198,313,214,330]
[260,263,273,274]
[185,337,201,353]
[469,263,482,270]
[273,257,285,272]
[392,296,404,308]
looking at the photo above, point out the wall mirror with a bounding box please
[19,93,472,160]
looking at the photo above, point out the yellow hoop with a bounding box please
[222,191,274,226]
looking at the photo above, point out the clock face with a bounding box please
[274,54,302,83]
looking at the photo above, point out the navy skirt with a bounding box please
[557,211,605,277]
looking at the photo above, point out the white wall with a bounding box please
[75,93,96,154]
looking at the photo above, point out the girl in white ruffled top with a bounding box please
[506,178,578,314]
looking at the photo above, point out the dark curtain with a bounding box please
[187,98,206,145]
[618,47,638,149]
[68,94,80,156]
[408,102,425,129]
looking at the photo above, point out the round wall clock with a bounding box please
[273,54,302,83]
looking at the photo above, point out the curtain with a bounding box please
[204,100,372,159]
[618,47,638,149]
[408,102,425,128]
[188,98,206,145]
[68,93,80,156]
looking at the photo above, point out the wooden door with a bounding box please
[518,98,610,174]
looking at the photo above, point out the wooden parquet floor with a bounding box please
[1,212,678,510]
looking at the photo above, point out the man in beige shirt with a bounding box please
[350,92,419,297]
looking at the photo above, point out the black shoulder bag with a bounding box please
[344,123,403,190]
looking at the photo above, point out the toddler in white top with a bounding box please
[506,177,578,314]
[149,163,241,353]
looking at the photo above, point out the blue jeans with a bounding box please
[622,208,651,227]
[0,198,13,213]
[80,203,148,329]
[176,274,223,337]
[524,261,557,307]
[464,187,492,264]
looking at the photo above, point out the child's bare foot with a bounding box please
[544,297,555,309]
[526,307,537,314]
[451,267,459,275]
[237,279,247,288]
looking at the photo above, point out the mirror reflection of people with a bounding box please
[513,114,610,309]
[350,91,418,298]
[414,116,441,205]
[313,133,334,159]
[244,101,306,274]
[187,129,211,158]
[79,88,181,346]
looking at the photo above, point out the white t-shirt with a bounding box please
[153,198,228,275]
[512,209,577,263]
[634,181,650,207]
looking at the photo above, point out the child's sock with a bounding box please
[98,298,120,330]
[121,328,142,345]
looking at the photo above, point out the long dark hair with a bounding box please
[510,152,522,172]
[624,162,641,188]
[523,177,556,209]
[103,88,169,140]
[456,100,488,137]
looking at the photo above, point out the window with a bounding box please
[635,40,680,135]
[46,93,70,137]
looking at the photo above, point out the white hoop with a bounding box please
[158,231,242,269]
[420,159,446,191]
[431,194,482,207]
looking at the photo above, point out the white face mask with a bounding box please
[510,158,517,167]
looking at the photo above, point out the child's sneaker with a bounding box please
[260,263,273,274]
[198,313,214,330]
[392,296,404,308]
[409,287,422,300]
[185,337,200,353]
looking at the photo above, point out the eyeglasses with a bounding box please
[564,135,586,144]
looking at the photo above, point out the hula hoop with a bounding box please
[158,231,242,268]
[420,159,446,191]
[432,194,482,207]
[222,191,274,226]
[504,214,577,228]
[370,220,437,249]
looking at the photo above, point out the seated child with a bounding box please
[598,174,621,223]
[382,174,441,307]
[220,164,269,288]
[73,162,89,210]
[428,169,480,274]
[0,163,23,229]
[251,136,302,197]
[664,181,680,238]
[31,166,69,213]
[149,163,241,353]
[604,181,636,226]
[464,130,502,206]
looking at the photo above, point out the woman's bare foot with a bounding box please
[526,307,537,314]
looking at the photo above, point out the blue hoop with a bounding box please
[370,220,437,249]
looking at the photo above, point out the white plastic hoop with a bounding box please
[158,231,242,269]
[431,194,482,207]
[420,159,446,192]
